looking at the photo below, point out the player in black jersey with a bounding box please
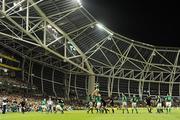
[101,98,109,113]
[107,96,114,114]
[20,98,26,114]
[145,94,152,113]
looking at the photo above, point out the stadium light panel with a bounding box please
[19,6,23,11]
[152,52,156,56]
[74,0,82,7]
[13,1,18,6]
[96,23,104,29]
[47,24,52,29]
[96,23,113,36]
[4,68,8,72]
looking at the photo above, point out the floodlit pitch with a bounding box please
[1,109,180,120]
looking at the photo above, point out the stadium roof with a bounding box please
[0,0,180,86]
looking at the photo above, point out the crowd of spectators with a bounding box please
[0,93,87,114]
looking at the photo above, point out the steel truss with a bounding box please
[1,0,180,98]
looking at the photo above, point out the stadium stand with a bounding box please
[0,0,180,116]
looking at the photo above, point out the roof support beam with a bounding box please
[29,0,94,74]
[169,51,180,95]
[0,31,40,47]
[0,10,92,74]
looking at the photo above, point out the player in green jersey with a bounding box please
[41,98,47,112]
[95,93,102,113]
[165,94,173,113]
[121,93,129,114]
[131,94,138,114]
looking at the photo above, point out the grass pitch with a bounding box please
[1,109,180,120]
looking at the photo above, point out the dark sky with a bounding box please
[83,0,180,47]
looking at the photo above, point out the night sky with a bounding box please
[83,0,179,47]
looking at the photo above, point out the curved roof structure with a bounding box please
[0,0,180,97]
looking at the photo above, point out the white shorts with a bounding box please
[56,105,63,111]
[42,105,47,109]
[96,102,101,109]
[132,102,137,108]
[166,102,171,107]
[157,103,162,108]
[122,102,127,107]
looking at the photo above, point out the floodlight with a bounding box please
[152,52,156,56]
[77,0,81,4]
[96,23,104,29]
[107,36,112,40]
[96,23,113,36]
[4,68,8,72]
[74,0,82,7]
[90,25,94,29]
[13,1,18,6]
[19,6,23,11]
[47,24,52,29]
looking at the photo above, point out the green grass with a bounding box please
[1,109,180,120]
